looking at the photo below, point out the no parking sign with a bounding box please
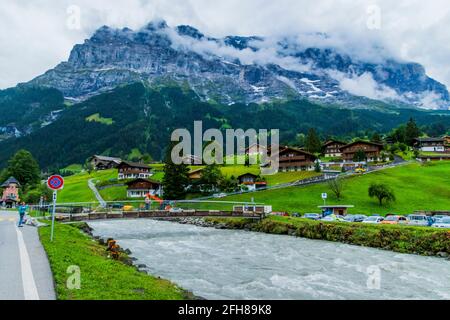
[47,175,64,190]
[47,175,64,241]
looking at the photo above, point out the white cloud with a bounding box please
[332,71,401,101]
[1,0,450,91]
[417,91,447,110]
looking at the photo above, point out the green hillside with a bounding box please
[220,162,450,215]
[1,82,450,170]
[58,169,116,203]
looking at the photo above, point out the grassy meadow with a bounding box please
[219,162,450,215]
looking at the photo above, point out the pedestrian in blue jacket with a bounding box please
[18,202,28,227]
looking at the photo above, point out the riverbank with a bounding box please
[177,216,450,258]
[38,222,191,300]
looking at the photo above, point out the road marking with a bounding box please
[15,227,40,300]
[9,218,15,222]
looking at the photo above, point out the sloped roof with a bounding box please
[415,137,445,143]
[1,177,20,187]
[118,161,150,169]
[92,155,122,162]
[323,139,347,147]
[237,172,259,179]
[340,140,384,150]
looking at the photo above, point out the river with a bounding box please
[89,219,450,300]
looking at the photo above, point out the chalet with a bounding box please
[444,136,450,152]
[443,135,450,145]
[322,139,347,158]
[267,146,317,172]
[1,177,20,208]
[118,161,152,180]
[237,173,267,191]
[181,154,203,165]
[414,137,445,153]
[340,141,383,162]
[245,143,268,156]
[188,168,204,180]
[89,155,122,170]
[126,178,162,198]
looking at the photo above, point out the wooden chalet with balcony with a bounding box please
[237,173,267,191]
[340,141,383,162]
[89,155,122,170]
[322,139,347,158]
[414,137,446,153]
[118,161,152,180]
[126,178,162,198]
[267,146,317,172]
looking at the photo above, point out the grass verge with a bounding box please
[38,222,188,300]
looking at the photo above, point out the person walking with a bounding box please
[17,202,28,227]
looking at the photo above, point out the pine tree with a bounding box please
[161,144,190,200]
[405,117,421,146]
[305,128,322,154]
[371,132,382,144]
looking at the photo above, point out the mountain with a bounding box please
[0,83,449,169]
[27,20,449,110]
[0,20,449,168]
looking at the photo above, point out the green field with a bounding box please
[264,171,321,186]
[85,113,114,125]
[100,186,128,201]
[38,222,187,300]
[219,162,450,215]
[58,169,117,203]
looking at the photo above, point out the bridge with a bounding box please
[55,210,265,222]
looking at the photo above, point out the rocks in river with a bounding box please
[437,252,449,258]
[175,217,219,228]
[121,248,132,255]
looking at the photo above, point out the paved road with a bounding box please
[88,179,107,207]
[0,211,55,300]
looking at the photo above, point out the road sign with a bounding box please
[47,175,64,242]
[321,193,328,199]
[47,175,64,190]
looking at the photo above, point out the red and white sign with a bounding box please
[47,175,64,190]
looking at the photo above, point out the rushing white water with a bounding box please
[89,219,450,300]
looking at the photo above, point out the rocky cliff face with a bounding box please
[29,20,449,110]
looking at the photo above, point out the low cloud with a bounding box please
[333,71,401,101]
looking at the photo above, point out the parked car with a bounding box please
[432,215,449,223]
[321,214,345,222]
[110,203,124,209]
[213,193,227,198]
[432,217,450,229]
[355,168,367,174]
[344,214,367,223]
[303,213,322,220]
[291,213,301,217]
[272,212,289,217]
[381,215,408,225]
[362,216,385,224]
[407,214,433,227]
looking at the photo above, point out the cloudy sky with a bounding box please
[1,0,450,90]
